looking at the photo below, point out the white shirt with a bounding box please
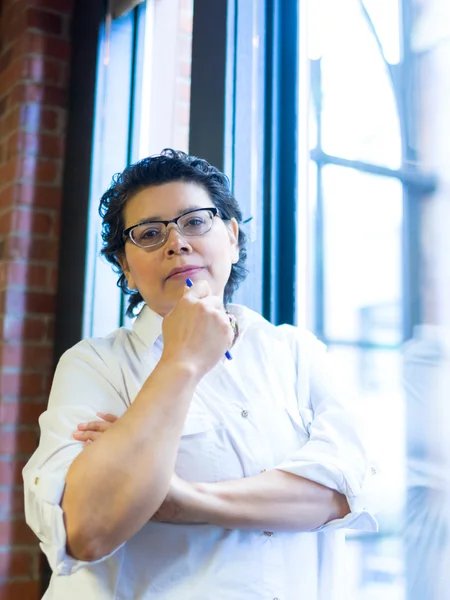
[23,304,377,600]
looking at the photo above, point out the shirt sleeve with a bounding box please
[22,340,129,576]
[275,327,379,533]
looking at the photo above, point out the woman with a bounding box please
[23,149,377,600]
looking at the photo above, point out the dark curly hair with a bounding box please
[99,149,248,317]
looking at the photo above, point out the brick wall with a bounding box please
[0,0,73,598]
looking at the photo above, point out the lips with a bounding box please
[166,265,204,280]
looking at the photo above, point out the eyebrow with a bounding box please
[133,205,207,225]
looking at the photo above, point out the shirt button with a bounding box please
[371,466,377,475]
[263,531,274,537]
[34,477,39,485]
[241,409,249,418]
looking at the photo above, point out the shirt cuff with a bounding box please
[313,494,378,533]
[276,459,379,533]
[24,468,124,576]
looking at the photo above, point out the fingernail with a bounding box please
[78,423,87,430]
[73,432,83,438]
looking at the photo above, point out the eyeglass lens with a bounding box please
[130,209,214,248]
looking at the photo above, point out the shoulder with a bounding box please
[57,325,136,372]
[48,326,139,411]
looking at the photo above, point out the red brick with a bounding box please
[0,341,53,369]
[12,183,62,209]
[3,235,59,261]
[1,343,53,370]
[0,3,16,29]
[0,105,20,136]
[48,265,58,291]
[4,318,49,341]
[0,58,22,96]
[0,548,35,579]
[27,0,74,14]
[2,11,27,48]
[2,290,55,315]
[3,314,52,341]
[18,155,60,184]
[25,32,71,60]
[23,55,65,86]
[0,158,18,185]
[10,83,67,108]
[42,107,63,132]
[0,210,13,235]
[0,459,28,486]
[0,95,8,118]
[0,184,61,210]
[0,580,40,600]
[0,48,13,75]
[0,266,6,291]
[4,262,51,289]
[26,7,64,35]
[0,373,46,398]
[0,186,14,210]
[13,206,55,235]
[0,488,26,520]
[8,130,65,159]
[0,400,48,425]
[19,103,61,133]
[0,428,39,455]
[60,62,70,87]
[0,517,38,545]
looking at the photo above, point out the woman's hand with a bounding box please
[73,413,118,447]
[161,280,234,378]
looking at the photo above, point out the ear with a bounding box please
[228,218,240,265]
[117,251,137,290]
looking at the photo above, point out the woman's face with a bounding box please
[119,181,240,316]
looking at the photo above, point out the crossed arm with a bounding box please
[75,415,350,534]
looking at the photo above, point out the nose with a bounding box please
[164,224,192,256]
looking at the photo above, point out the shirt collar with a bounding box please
[132,305,163,349]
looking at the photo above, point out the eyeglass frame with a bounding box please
[122,207,221,249]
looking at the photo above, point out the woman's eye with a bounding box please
[186,218,203,227]
[141,228,160,238]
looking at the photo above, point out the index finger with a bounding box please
[183,279,212,300]
[96,412,118,423]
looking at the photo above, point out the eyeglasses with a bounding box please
[123,207,220,249]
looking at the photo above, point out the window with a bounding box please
[302,0,436,597]
[83,0,194,338]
